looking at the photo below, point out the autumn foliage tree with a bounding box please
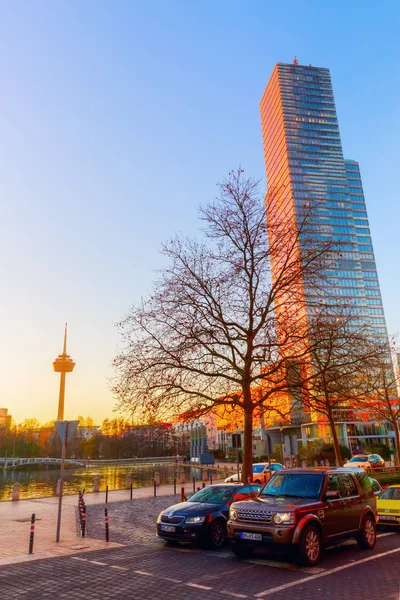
[113,169,339,481]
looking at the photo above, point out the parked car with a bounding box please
[377,485,400,528]
[157,483,261,548]
[225,463,284,484]
[369,477,383,497]
[227,467,377,566]
[343,454,385,470]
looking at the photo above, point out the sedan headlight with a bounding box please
[274,512,295,525]
[229,509,238,521]
[185,516,206,524]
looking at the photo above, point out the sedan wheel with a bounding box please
[208,519,227,549]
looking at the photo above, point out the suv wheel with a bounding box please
[232,543,254,559]
[207,519,227,549]
[297,525,322,566]
[356,515,376,549]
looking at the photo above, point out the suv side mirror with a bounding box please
[325,490,340,500]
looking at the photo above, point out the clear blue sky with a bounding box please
[1,0,399,424]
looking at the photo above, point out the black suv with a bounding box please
[228,468,377,565]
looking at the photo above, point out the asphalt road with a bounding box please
[1,497,399,599]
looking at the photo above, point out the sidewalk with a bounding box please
[0,478,224,566]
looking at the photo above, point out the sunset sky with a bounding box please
[1,1,399,425]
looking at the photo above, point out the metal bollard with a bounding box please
[130,482,133,500]
[153,479,157,497]
[28,513,35,554]
[105,507,109,542]
[210,474,213,485]
[180,487,185,502]
[192,476,196,493]
[81,505,86,538]
[173,478,176,495]
[202,482,205,488]
[197,487,200,492]
[105,485,109,504]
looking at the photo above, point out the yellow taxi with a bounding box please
[377,485,400,528]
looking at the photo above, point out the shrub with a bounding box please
[364,443,391,461]
[374,474,400,486]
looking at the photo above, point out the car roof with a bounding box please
[386,484,400,489]
[279,467,364,475]
[212,483,257,487]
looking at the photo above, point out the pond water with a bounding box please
[0,463,206,501]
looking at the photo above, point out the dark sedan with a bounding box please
[157,483,260,548]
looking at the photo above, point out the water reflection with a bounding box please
[0,463,203,501]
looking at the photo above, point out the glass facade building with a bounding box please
[260,62,388,340]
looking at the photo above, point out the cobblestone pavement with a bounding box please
[2,494,400,599]
[85,494,178,545]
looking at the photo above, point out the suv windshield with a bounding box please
[260,473,323,499]
[189,486,236,504]
[349,456,368,462]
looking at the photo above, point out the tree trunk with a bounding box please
[242,408,253,483]
[326,405,343,466]
[393,421,400,467]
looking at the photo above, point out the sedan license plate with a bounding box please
[240,532,262,541]
[379,515,397,522]
[161,525,176,532]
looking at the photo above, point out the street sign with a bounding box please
[54,420,79,443]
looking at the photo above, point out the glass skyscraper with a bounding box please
[260,61,388,340]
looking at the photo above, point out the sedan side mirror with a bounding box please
[325,490,340,500]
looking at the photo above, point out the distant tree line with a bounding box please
[0,417,189,460]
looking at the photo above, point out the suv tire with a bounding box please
[356,515,376,549]
[297,524,322,566]
[232,543,254,559]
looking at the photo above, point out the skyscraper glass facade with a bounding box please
[260,62,388,340]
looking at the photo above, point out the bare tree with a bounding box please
[113,169,338,481]
[359,341,400,465]
[293,307,380,466]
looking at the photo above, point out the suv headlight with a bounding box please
[229,508,238,521]
[274,512,295,525]
[185,516,206,524]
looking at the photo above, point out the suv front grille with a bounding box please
[161,515,184,525]
[237,509,273,523]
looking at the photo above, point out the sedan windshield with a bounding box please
[380,487,400,500]
[253,465,265,473]
[189,486,236,504]
[260,473,323,499]
[349,456,368,462]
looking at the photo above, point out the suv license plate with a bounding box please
[240,532,262,541]
[379,515,397,521]
[161,525,176,532]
